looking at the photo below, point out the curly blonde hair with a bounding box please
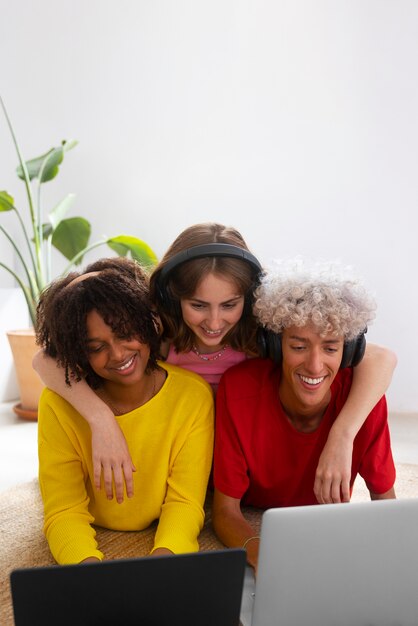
[253,259,376,340]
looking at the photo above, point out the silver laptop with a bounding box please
[241,498,418,626]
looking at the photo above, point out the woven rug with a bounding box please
[1,464,417,626]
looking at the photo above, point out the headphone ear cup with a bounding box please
[257,328,282,364]
[340,332,367,369]
[155,281,168,309]
[155,278,182,320]
[351,332,367,367]
[340,341,354,370]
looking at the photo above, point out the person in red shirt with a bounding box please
[213,260,396,573]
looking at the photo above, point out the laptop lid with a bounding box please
[11,549,246,626]
[252,499,418,626]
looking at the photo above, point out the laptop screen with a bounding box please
[252,499,418,626]
[11,549,246,626]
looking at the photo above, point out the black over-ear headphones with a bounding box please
[155,243,264,313]
[257,327,367,369]
[155,242,367,369]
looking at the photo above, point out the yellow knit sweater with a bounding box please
[38,363,214,564]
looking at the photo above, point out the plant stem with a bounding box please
[0,95,44,288]
[37,178,43,264]
[36,150,61,282]
[13,206,44,290]
[0,224,39,303]
[61,239,109,275]
[46,236,52,284]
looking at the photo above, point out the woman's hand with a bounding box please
[91,417,136,503]
[314,343,397,504]
[314,433,353,504]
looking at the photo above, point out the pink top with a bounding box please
[166,344,247,393]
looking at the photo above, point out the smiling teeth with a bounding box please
[203,328,222,335]
[300,375,325,385]
[117,356,135,371]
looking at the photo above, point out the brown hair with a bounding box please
[36,257,161,388]
[149,223,261,354]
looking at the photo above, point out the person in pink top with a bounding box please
[149,223,263,394]
[33,223,397,509]
[165,345,245,394]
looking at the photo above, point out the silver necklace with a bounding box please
[191,344,228,362]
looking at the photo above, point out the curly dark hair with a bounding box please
[36,257,161,388]
[149,223,261,355]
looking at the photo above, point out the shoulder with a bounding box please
[157,363,214,428]
[222,356,275,381]
[38,387,84,433]
[158,361,213,398]
[39,387,73,414]
[165,343,181,363]
[219,357,277,398]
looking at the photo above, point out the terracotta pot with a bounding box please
[6,329,44,421]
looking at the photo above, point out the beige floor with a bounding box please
[0,401,417,494]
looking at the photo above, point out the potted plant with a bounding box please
[0,96,157,419]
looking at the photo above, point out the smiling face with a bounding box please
[180,272,245,353]
[279,323,344,426]
[85,309,151,391]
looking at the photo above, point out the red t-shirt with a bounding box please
[214,358,395,508]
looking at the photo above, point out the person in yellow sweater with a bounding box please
[36,257,214,565]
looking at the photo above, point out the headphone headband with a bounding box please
[158,243,262,282]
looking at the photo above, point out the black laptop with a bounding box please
[10,549,246,626]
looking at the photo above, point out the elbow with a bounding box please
[211,489,239,540]
[379,345,398,372]
[365,343,398,371]
[212,513,229,547]
[211,501,222,536]
[387,348,398,370]
[212,514,225,540]
[369,486,396,500]
[211,490,226,536]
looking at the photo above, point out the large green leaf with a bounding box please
[36,195,78,241]
[107,235,158,268]
[17,146,63,182]
[52,217,91,263]
[0,190,15,212]
[16,139,78,183]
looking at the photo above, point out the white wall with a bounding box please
[1,0,417,410]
